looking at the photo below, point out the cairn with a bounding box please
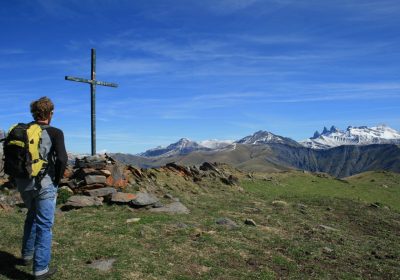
[60,154,128,194]
[59,155,139,210]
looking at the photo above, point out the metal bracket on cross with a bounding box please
[65,48,118,156]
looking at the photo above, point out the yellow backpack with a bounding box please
[3,123,48,179]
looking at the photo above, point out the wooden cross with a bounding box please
[65,48,118,156]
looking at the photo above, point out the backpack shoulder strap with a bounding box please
[39,124,50,130]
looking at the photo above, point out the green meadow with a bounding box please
[1,171,399,279]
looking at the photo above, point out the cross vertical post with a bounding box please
[91,49,96,156]
[65,48,118,156]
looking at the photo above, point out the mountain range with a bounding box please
[136,125,400,158]
[111,125,400,178]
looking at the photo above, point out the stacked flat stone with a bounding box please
[60,156,168,211]
[60,155,128,193]
[60,155,136,210]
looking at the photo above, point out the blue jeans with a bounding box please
[19,184,57,275]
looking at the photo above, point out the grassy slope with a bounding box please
[0,171,399,279]
[178,145,291,173]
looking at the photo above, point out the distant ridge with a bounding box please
[110,125,400,178]
[236,130,300,147]
[301,125,400,149]
[139,138,234,158]
[139,130,300,158]
[138,125,400,158]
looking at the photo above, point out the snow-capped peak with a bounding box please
[236,130,299,146]
[140,138,234,157]
[173,138,194,148]
[301,124,400,149]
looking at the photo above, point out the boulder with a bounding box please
[163,194,180,202]
[152,201,164,208]
[126,218,141,223]
[130,192,159,207]
[85,175,106,185]
[323,247,334,254]
[128,166,144,179]
[66,180,78,190]
[79,184,108,191]
[63,166,74,179]
[272,200,289,208]
[81,168,103,176]
[111,192,136,203]
[100,170,112,177]
[189,166,200,175]
[244,218,257,226]
[59,178,71,185]
[166,163,192,177]
[200,162,221,174]
[221,175,239,186]
[164,193,174,199]
[59,186,74,194]
[85,187,116,197]
[87,258,116,272]
[149,202,190,214]
[62,195,103,210]
[216,217,238,229]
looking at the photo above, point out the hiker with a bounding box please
[12,97,67,279]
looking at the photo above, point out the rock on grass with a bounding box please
[87,258,116,272]
[130,192,159,207]
[62,195,103,211]
[272,200,289,208]
[216,217,238,229]
[149,202,190,214]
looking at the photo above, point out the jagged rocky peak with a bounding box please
[330,126,339,133]
[301,124,400,149]
[312,130,320,139]
[314,126,338,137]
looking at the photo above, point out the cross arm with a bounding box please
[65,76,118,88]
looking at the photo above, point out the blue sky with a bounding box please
[1,0,399,153]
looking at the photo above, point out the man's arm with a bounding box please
[52,129,68,185]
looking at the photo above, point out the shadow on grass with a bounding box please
[0,251,33,280]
